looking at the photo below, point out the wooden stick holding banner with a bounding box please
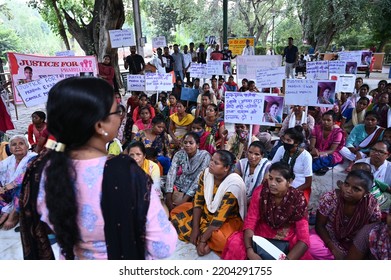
[248,125,253,148]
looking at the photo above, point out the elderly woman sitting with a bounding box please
[0,135,37,230]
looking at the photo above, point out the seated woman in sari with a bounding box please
[309,170,381,259]
[235,141,271,203]
[222,162,312,260]
[340,97,369,134]
[191,117,216,155]
[347,205,391,260]
[171,150,247,256]
[309,110,345,175]
[165,132,211,213]
[204,104,226,149]
[131,106,153,140]
[168,100,194,150]
[271,126,313,202]
[134,115,171,175]
[128,141,161,198]
[0,135,37,230]
[340,111,384,172]
[225,124,259,162]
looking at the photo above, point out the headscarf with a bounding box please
[260,183,307,229]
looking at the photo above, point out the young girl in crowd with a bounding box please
[27,111,47,151]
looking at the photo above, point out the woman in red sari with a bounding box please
[222,162,312,260]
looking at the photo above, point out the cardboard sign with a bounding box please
[55,50,75,57]
[306,61,329,80]
[16,75,60,107]
[236,55,282,80]
[189,63,207,78]
[329,74,356,93]
[127,74,145,91]
[145,73,172,91]
[152,36,167,49]
[285,79,335,107]
[329,60,346,74]
[206,60,231,75]
[180,87,199,102]
[109,29,135,48]
[338,51,362,66]
[256,66,285,88]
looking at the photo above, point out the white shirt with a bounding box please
[242,46,255,56]
[150,56,167,74]
[183,53,192,70]
[271,146,313,188]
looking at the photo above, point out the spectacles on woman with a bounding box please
[107,107,125,117]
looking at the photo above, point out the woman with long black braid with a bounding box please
[19,77,177,260]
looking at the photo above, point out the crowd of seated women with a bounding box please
[1,75,390,260]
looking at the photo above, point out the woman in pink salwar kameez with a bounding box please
[221,162,312,260]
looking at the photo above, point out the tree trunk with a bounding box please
[51,0,70,50]
[378,39,389,53]
[62,0,125,88]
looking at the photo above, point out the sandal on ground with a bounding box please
[1,211,19,231]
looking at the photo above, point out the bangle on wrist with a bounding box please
[246,246,252,250]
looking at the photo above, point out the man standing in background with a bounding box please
[172,44,185,81]
[124,46,145,74]
[283,37,298,79]
[242,39,255,56]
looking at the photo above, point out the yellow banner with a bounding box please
[228,37,255,56]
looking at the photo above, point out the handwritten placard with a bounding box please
[285,79,318,106]
[145,73,172,91]
[16,75,60,107]
[152,36,167,48]
[127,74,145,91]
[206,60,230,75]
[109,29,135,48]
[329,60,346,74]
[55,50,75,57]
[329,74,356,93]
[306,61,329,80]
[236,55,283,80]
[224,92,265,125]
[189,63,207,78]
[181,87,199,102]
[256,66,285,88]
[338,51,362,66]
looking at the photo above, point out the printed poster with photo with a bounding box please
[224,91,284,126]
[285,79,335,107]
[329,74,356,93]
[7,52,98,104]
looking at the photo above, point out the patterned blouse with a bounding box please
[37,156,177,259]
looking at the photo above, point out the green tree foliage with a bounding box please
[368,0,391,52]
[296,0,368,50]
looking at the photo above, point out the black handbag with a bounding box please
[252,238,289,260]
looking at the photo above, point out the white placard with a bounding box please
[16,75,60,107]
[127,74,145,91]
[109,29,135,48]
[329,60,346,74]
[285,79,318,106]
[236,55,282,80]
[206,60,231,75]
[306,61,329,80]
[338,51,362,66]
[189,63,207,78]
[152,36,167,49]
[145,73,172,91]
[329,74,356,93]
[255,66,285,88]
[55,50,75,57]
[225,92,265,125]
